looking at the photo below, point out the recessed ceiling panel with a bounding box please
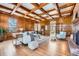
[62,13,70,16]
[41,14,49,17]
[28,14,41,19]
[48,10,58,15]
[17,8,28,14]
[58,3,67,6]
[60,6,73,12]
[34,10,43,14]
[22,3,35,10]
[46,16,52,19]
[52,15,59,18]
[13,12,23,16]
[35,16,41,19]
[0,8,11,13]
[28,13,36,17]
[0,3,15,9]
[43,3,55,11]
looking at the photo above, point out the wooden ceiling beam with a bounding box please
[70,3,76,16]
[32,3,55,20]
[0,5,24,15]
[31,3,50,20]
[20,5,43,21]
[50,3,75,12]
[0,5,12,11]
[31,3,48,12]
[40,8,55,19]
[39,3,75,15]
[50,10,72,16]
[59,3,75,9]
[0,10,39,22]
[25,3,48,16]
[11,3,21,15]
[13,3,47,21]
[0,10,33,21]
[27,15,41,20]
[56,3,62,17]
[0,4,40,21]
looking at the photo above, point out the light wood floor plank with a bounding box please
[0,40,70,56]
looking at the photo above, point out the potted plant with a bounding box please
[0,27,6,42]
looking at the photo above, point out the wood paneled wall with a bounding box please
[56,16,72,24]
[56,16,72,34]
[40,20,50,35]
[0,13,73,35]
[0,14,35,31]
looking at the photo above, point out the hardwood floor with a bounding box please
[0,39,70,56]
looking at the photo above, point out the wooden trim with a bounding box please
[32,3,54,20]
[14,3,47,21]
[70,3,76,16]
[0,4,41,21]
[39,3,75,15]
[56,3,62,17]
[11,3,21,15]
[0,10,37,22]
[50,10,72,16]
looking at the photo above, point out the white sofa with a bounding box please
[12,32,49,50]
[22,32,31,44]
[57,32,66,39]
[28,41,39,50]
[33,34,49,44]
[27,33,49,50]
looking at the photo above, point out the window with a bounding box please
[34,23,41,31]
[8,17,17,32]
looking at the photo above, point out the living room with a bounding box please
[0,3,79,56]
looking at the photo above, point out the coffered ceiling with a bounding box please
[0,3,76,22]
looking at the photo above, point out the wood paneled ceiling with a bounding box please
[0,3,76,22]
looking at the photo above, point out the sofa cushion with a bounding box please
[28,41,39,50]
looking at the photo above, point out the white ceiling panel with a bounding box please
[60,6,73,12]
[41,14,49,17]
[58,3,67,6]
[13,12,23,16]
[28,13,41,19]
[43,3,55,11]
[22,3,35,10]
[48,10,58,15]
[62,13,70,16]
[34,9,43,14]
[28,13,36,17]
[0,8,11,13]
[0,3,15,9]
[17,7,28,14]
[52,15,59,18]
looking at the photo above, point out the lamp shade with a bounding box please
[19,28,23,31]
[59,18,63,24]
